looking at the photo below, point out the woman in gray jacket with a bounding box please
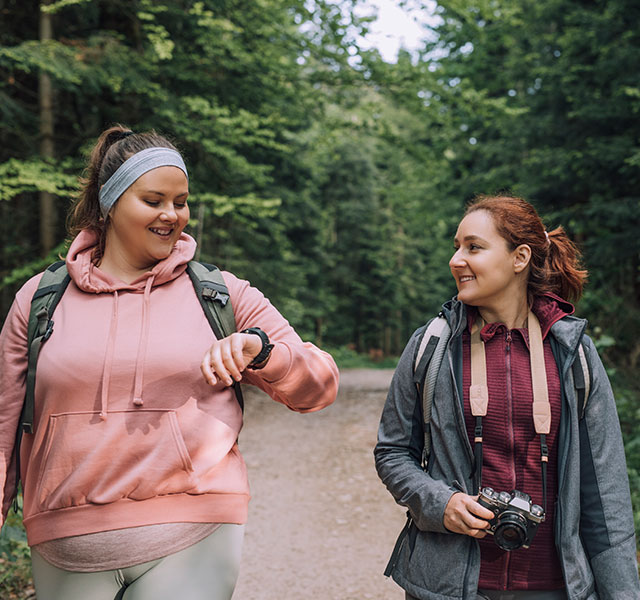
[375,195,639,600]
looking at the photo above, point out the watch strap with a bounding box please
[241,327,274,369]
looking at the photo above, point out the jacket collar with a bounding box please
[442,295,587,355]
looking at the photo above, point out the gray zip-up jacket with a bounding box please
[375,300,639,600]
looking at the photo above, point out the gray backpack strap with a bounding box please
[573,342,591,419]
[384,315,451,577]
[186,261,243,412]
[412,315,451,466]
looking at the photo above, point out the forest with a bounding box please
[1,0,639,594]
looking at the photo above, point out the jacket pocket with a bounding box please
[36,410,198,510]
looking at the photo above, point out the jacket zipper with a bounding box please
[505,330,515,486]
[503,330,514,590]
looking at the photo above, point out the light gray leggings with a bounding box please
[31,524,245,600]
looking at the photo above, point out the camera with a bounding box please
[477,487,545,551]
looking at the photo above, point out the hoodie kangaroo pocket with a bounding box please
[36,410,198,510]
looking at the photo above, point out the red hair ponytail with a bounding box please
[545,226,588,303]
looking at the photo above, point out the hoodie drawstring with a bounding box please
[99,275,154,419]
[100,291,119,421]
[132,276,154,407]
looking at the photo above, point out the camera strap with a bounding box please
[469,318,488,494]
[470,310,550,512]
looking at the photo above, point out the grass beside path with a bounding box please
[327,346,399,370]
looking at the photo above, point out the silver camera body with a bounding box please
[477,487,545,551]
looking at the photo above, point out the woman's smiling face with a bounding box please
[449,209,526,310]
[105,166,189,271]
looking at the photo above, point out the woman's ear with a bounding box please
[513,244,531,273]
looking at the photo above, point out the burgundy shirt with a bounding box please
[462,295,572,590]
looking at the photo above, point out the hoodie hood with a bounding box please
[66,229,197,292]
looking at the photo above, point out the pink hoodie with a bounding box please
[0,231,338,546]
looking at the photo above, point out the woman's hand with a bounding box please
[443,492,493,538]
[201,332,263,387]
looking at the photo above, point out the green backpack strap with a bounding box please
[13,261,71,511]
[186,261,244,412]
[23,261,71,435]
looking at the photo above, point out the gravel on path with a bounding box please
[233,368,407,600]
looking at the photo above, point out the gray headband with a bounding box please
[98,147,188,218]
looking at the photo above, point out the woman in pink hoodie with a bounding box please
[0,126,339,600]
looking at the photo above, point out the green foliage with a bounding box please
[610,372,640,543]
[2,242,68,287]
[0,158,78,202]
[414,0,640,367]
[42,0,93,13]
[0,505,33,598]
[326,346,399,369]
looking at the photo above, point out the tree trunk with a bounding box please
[394,309,402,355]
[383,324,391,357]
[315,316,323,346]
[39,0,56,255]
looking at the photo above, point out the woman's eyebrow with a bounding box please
[462,235,487,244]
[143,190,189,198]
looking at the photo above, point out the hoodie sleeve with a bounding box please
[0,275,41,526]
[222,271,338,413]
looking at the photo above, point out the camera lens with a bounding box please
[493,512,528,551]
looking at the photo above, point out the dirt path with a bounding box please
[233,369,406,600]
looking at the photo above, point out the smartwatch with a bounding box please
[241,327,274,369]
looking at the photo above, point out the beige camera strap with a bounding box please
[470,318,489,419]
[470,318,488,492]
[527,310,550,511]
[469,311,550,509]
[529,310,551,435]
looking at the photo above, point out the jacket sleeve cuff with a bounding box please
[413,481,460,533]
[590,534,640,597]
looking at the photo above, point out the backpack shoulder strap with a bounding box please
[412,314,451,466]
[23,261,71,434]
[13,261,71,511]
[413,315,449,376]
[186,261,244,412]
[573,341,592,420]
[384,314,451,576]
[186,261,235,338]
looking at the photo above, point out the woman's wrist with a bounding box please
[241,327,274,369]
